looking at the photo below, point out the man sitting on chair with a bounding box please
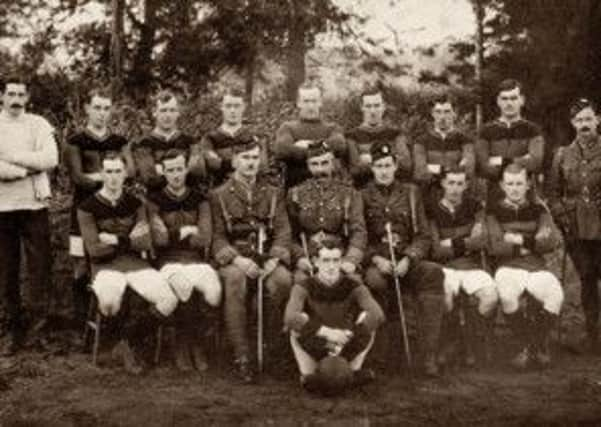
[487,163,563,369]
[147,148,222,372]
[284,238,384,395]
[427,166,498,367]
[77,152,179,374]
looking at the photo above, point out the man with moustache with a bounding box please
[346,86,412,188]
[201,87,268,188]
[147,149,222,372]
[0,75,58,355]
[414,95,475,206]
[427,167,498,367]
[274,82,347,189]
[284,239,384,394]
[548,98,601,353]
[210,138,292,383]
[362,141,445,376]
[133,90,205,192]
[64,88,135,323]
[488,164,563,369]
[476,79,545,203]
[287,141,366,287]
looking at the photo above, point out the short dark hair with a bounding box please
[310,237,344,258]
[497,79,523,96]
[0,74,29,92]
[84,87,112,105]
[360,84,384,102]
[440,165,467,180]
[501,162,527,178]
[298,81,322,95]
[221,86,245,102]
[430,93,456,110]
[160,148,189,164]
[100,150,127,166]
[152,89,180,108]
[570,98,598,118]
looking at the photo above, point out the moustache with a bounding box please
[580,126,591,132]
[10,103,23,109]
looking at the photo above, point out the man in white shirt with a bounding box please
[0,75,58,355]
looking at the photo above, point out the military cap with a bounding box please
[570,98,598,118]
[306,140,332,159]
[370,140,394,162]
[231,135,260,154]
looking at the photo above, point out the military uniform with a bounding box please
[361,177,444,371]
[287,177,366,284]
[274,119,347,188]
[201,126,269,188]
[147,186,221,371]
[475,119,545,202]
[64,130,135,320]
[487,197,563,367]
[210,175,292,371]
[428,195,498,365]
[132,131,205,191]
[548,134,601,346]
[346,125,412,188]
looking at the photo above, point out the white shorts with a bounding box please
[494,267,564,315]
[160,263,222,306]
[92,268,179,317]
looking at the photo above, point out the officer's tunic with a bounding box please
[210,176,292,358]
[346,125,412,188]
[274,119,346,188]
[287,177,366,282]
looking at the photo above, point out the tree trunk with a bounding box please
[131,0,159,101]
[473,0,484,133]
[245,48,256,107]
[110,0,124,98]
[285,0,306,102]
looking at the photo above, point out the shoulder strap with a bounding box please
[217,193,233,234]
[343,189,351,238]
[268,189,278,231]
[409,185,418,235]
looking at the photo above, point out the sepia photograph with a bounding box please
[0,0,600,425]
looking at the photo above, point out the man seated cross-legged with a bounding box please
[284,238,384,396]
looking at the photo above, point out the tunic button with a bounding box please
[319,217,324,222]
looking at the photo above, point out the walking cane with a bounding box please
[558,238,568,346]
[385,222,412,368]
[256,225,266,374]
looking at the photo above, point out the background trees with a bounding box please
[1,0,601,150]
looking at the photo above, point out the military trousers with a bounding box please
[219,264,292,359]
[567,239,601,339]
[364,260,445,356]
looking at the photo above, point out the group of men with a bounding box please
[1,72,600,396]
